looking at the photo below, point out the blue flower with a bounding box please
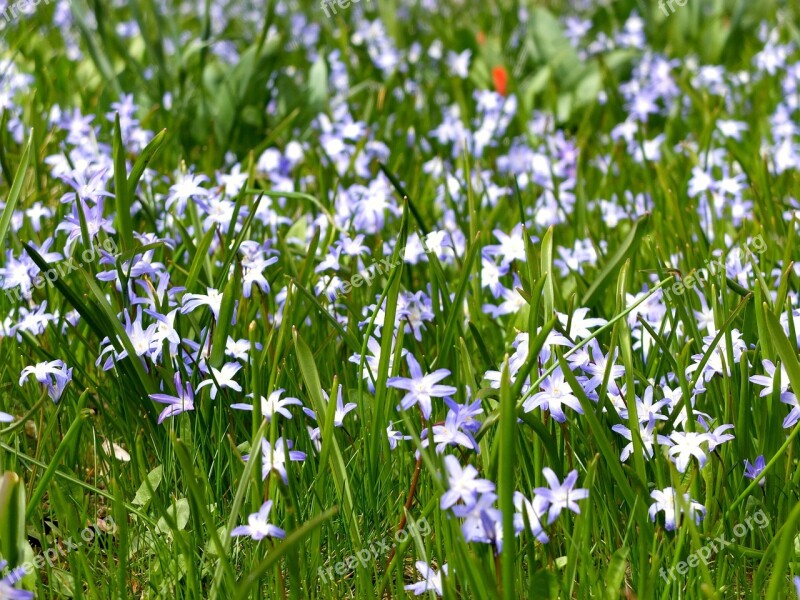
[440,455,494,510]
[744,455,767,486]
[404,561,447,597]
[230,500,285,541]
[533,468,589,525]
[388,354,456,420]
[149,373,195,424]
[0,560,33,599]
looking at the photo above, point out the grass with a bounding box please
[0,0,798,598]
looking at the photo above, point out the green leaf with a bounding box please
[761,499,800,599]
[307,55,329,112]
[155,498,191,534]
[171,438,236,589]
[529,569,558,599]
[725,306,800,518]
[210,418,269,600]
[209,270,239,368]
[113,114,135,251]
[132,465,164,507]
[185,226,217,293]
[128,128,167,198]
[582,213,650,306]
[0,132,31,250]
[439,232,481,360]
[764,306,800,397]
[293,328,361,548]
[289,277,361,354]
[540,226,555,321]
[604,546,629,600]
[528,7,582,83]
[26,407,88,520]
[499,357,517,600]
[0,472,27,567]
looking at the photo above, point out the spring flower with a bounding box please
[648,487,706,531]
[452,492,501,544]
[704,423,735,452]
[124,311,159,358]
[386,422,411,450]
[666,431,711,473]
[149,373,195,423]
[231,389,303,422]
[581,341,625,388]
[533,468,589,524]
[181,287,225,320]
[166,173,210,212]
[302,386,357,428]
[749,360,790,397]
[19,359,73,403]
[405,561,447,596]
[611,415,670,462]
[523,367,583,423]
[446,49,471,78]
[744,455,767,486]
[388,354,457,420]
[686,330,747,382]
[249,437,306,483]
[424,409,480,454]
[483,225,527,267]
[329,385,357,426]
[443,396,483,434]
[58,168,114,205]
[440,455,495,510]
[557,307,608,340]
[0,560,33,599]
[349,336,406,393]
[230,500,285,540]
[781,393,800,429]
[196,363,243,400]
[513,491,550,543]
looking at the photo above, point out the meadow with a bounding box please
[0,0,798,598]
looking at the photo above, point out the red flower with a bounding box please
[492,65,508,97]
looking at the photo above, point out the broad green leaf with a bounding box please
[0,472,27,567]
[605,546,630,600]
[128,128,167,198]
[132,465,164,507]
[582,214,650,306]
[113,114,135,251]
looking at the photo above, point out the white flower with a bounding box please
[196,362,243,400]
[230,500,285,540]
[648,487,706,531]
[665,431,711,473]
[405,561,447,596]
